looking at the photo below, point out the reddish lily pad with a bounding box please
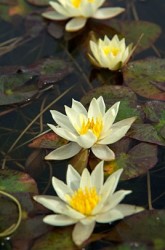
[123,58,165,101]
[90,141,157,180]
[0,169,38,193]
[128,124,165,146]
[28,132,68,149]
[104,210,165,249]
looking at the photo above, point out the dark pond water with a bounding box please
[0,0,165,249]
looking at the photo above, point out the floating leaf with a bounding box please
[31,227,78,250]
[28,132,68,149]
[0,72,38,105]
[128,124,165,146]
[26,57,73,89]
[0,169,38,193]
[123,58,165,101]
[104,210,165,249]
[110,20,161,54]
[89,141,157,180]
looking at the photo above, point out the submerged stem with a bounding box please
[0,191,22,237]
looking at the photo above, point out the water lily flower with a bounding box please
[89,34,135,71]
[45,96,136,161]
[42,1,125,32]
[34,161,144,246]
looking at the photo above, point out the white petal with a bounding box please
[49,1,69,17]
[50,110,74,131]
[100,169,123,200]
[115,204,144,217]
[72,222,95,246]
[91,161,104,192]
[80,168,91,189]
[76,131,97,148]
[100,102,120,138]
[33,195,67,214]
[52,176,73,202]
[47,124,77,141]
[99,117,136,144]
[97,96,105,115]
[44,214,76,226]
[71,99,87,115]
[96,209,123,223]
[104,190,132,211]
[45,142,82,160]
[66,17,87,32]
[66,164,81,191]
[88,98,101,119]
[91,144,115,161]
[42,11,68,20]
[92,7,125,19]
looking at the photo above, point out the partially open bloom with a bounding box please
[42,1,125,32]
[45,96,136,161]
[89,34,134,71]
[34,162,144,246]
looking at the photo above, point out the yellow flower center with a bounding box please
[71,0,94,8]
[103,46,120,56]
[67,187,100,215]
[79,117,103,138]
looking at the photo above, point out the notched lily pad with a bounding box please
[128,123,165,146]
[123,58,165,101]
[104,210,165,249]
[0,169,38,193]
[107,142,157,180]
[90,140,157,180]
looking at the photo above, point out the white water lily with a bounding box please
[42,1,125,32]
[34,161,144,246]
[45,96,136,161]
[89,34,135,71]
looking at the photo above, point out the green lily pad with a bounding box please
[31,227,78,250]
[104,210,165,249]
[0,72,38,105]
[123,58,165,101]
[0,169,38,193]
[110,20,161,54]
[27,0,50,6]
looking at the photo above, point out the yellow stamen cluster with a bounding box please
[67,187,100,215]
[103,46,120,56]
[79,117,103,138]
[71,0,94,8]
